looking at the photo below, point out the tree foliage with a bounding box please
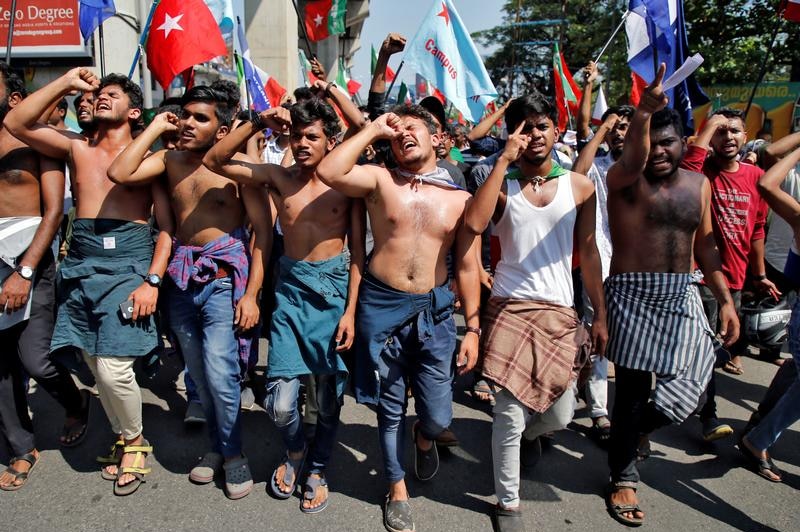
[474,0,799,105]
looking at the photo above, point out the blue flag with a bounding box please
[236,20,270,112]
[401,0,497,123]
[625,0,708,132]
[79,0,116,44]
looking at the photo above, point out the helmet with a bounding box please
[741,296,793,350]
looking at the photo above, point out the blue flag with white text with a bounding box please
[402,0,497,123]
[79,0,116,44]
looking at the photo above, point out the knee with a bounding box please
[265,382,297,428]
[93,358,135,389]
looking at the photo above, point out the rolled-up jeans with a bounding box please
[265,374,341,473]
[168,277,242,458]
[492,384,577,508]
[377,315,456,483]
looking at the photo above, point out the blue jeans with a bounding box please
[265,374,341,473]
[168,278,242,458]
[378,316,456,483]
[748,301,800,451]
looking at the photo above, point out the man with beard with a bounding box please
[315,105,480,532]
[463,93,607,531]
[202,98,364,512]
[603,66,738,526]
[0,63,90,491]
[573,95,635,445]
[73,91,96,138]
[108,85,269,500]
[681,109,778,441]
[5,68,172,496]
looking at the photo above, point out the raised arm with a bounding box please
[203,107,291,187]
[4,67,97,160]
[606,63,667,192]
[314,79,366,133]
[691,113,728,151]
[577,62,598,141]
[757,145,800,230]
[573,113,618,176]
[368,33,406,120]
[108,112,178,185]
[693,179,739,346]
[762,131,800,170]
[464,121,527,233]
[468,98,511,142]
[316,113,402,197]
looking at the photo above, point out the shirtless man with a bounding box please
[603,65,738,526]
[203,97,365,512]
[315,105,480,532]
[107,85,269,500]
[0,63,89,491]
[73,90,96,137]
[4,68,172,497]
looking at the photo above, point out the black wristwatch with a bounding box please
[144,273,162,287]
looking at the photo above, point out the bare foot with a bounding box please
[274,450,303,494]
[610,487,645,522]
[0,449,39,490]
[301,473,328,510]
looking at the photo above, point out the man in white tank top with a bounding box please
[464,94,608,531]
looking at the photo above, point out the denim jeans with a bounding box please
[265,374,341,473]
[377,315,456,483]
[748,302,800,451]
[168,278,242,458]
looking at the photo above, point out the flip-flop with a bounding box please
[723,360,744,375]
[605,483,644,527]
[738,441,783,482]
[300,473,329,514]
[0,452,39,491]
[61,389,91,448]
[591,416,612,444]
[113,439,152,496]
[269,450,305,500]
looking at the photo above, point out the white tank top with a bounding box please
[492,174,577,307]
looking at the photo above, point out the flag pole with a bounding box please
[291,0,316,59]
[98,24,106,77]
[4,0,17,64]
[235,18,253,113]
[386,60,404,98]
[594,10,629,64]
[128,0,160,79]
[743,16,783,119]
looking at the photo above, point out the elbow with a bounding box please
[201,152,223,173]
[106,165,124,184]
[464,216,487,236]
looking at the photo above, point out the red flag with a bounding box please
[432,88,446,105]
[145,0,227,90]
[304,0,347,42]
[629,71,648,106]
[552,44,580,131]
[781,0,800,21]
[346,79,362,96]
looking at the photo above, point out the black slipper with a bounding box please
[61,389,91,448]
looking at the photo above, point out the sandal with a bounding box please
[98,438,125,481]
[61,389,91,448]
[269,450,305,499]
[605,483,644,527]
[739,439,783,482]
[723,360,744,375]
[472,379,495,405]
[113,439,152,496]
[636,434,650,463]
[224,455,253,500]
[300,473,329,513]
[591,416,611,444]
[0,452,39,491]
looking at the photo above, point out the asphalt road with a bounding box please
[1,334,799,531]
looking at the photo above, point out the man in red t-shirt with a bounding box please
[681,108,780,441]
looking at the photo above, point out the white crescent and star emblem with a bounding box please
[157,12,184,38]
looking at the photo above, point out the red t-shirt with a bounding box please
[681,145,767,290]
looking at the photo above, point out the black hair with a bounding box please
[388,104,437,135]
[290,97,339,139]
[601,104,634,122]
[293,87,316,103]
[235,110,252,122]
[651,108,683,138]
[157,103,182,116]
[73,91,94,113]
[99,73,143,112]
[56,98,68,112]
[0,61,27,98]
[210,79,240,110]
[711,106,746,125]
[181,85,235,127]
[505,92,558,132]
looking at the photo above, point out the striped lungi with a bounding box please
[605,272,716,423]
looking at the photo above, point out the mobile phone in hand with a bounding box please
[120,300,134,321]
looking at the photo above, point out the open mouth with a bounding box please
[95,102,111,112]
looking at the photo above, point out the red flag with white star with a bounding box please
[145,0,227,90]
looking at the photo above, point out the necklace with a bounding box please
[505,162,569,194]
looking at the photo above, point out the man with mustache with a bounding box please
[108,85,270,500]
[603,66,738,526]
[73,91,96,138]
[681,108,777,441]
[4,68,172,496]
[316,105,480,532]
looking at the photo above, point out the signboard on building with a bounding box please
[0,1,91,65]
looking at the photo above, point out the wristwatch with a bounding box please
[465,326,482,338]
[15,265,34,281]
[144,273,162,287]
